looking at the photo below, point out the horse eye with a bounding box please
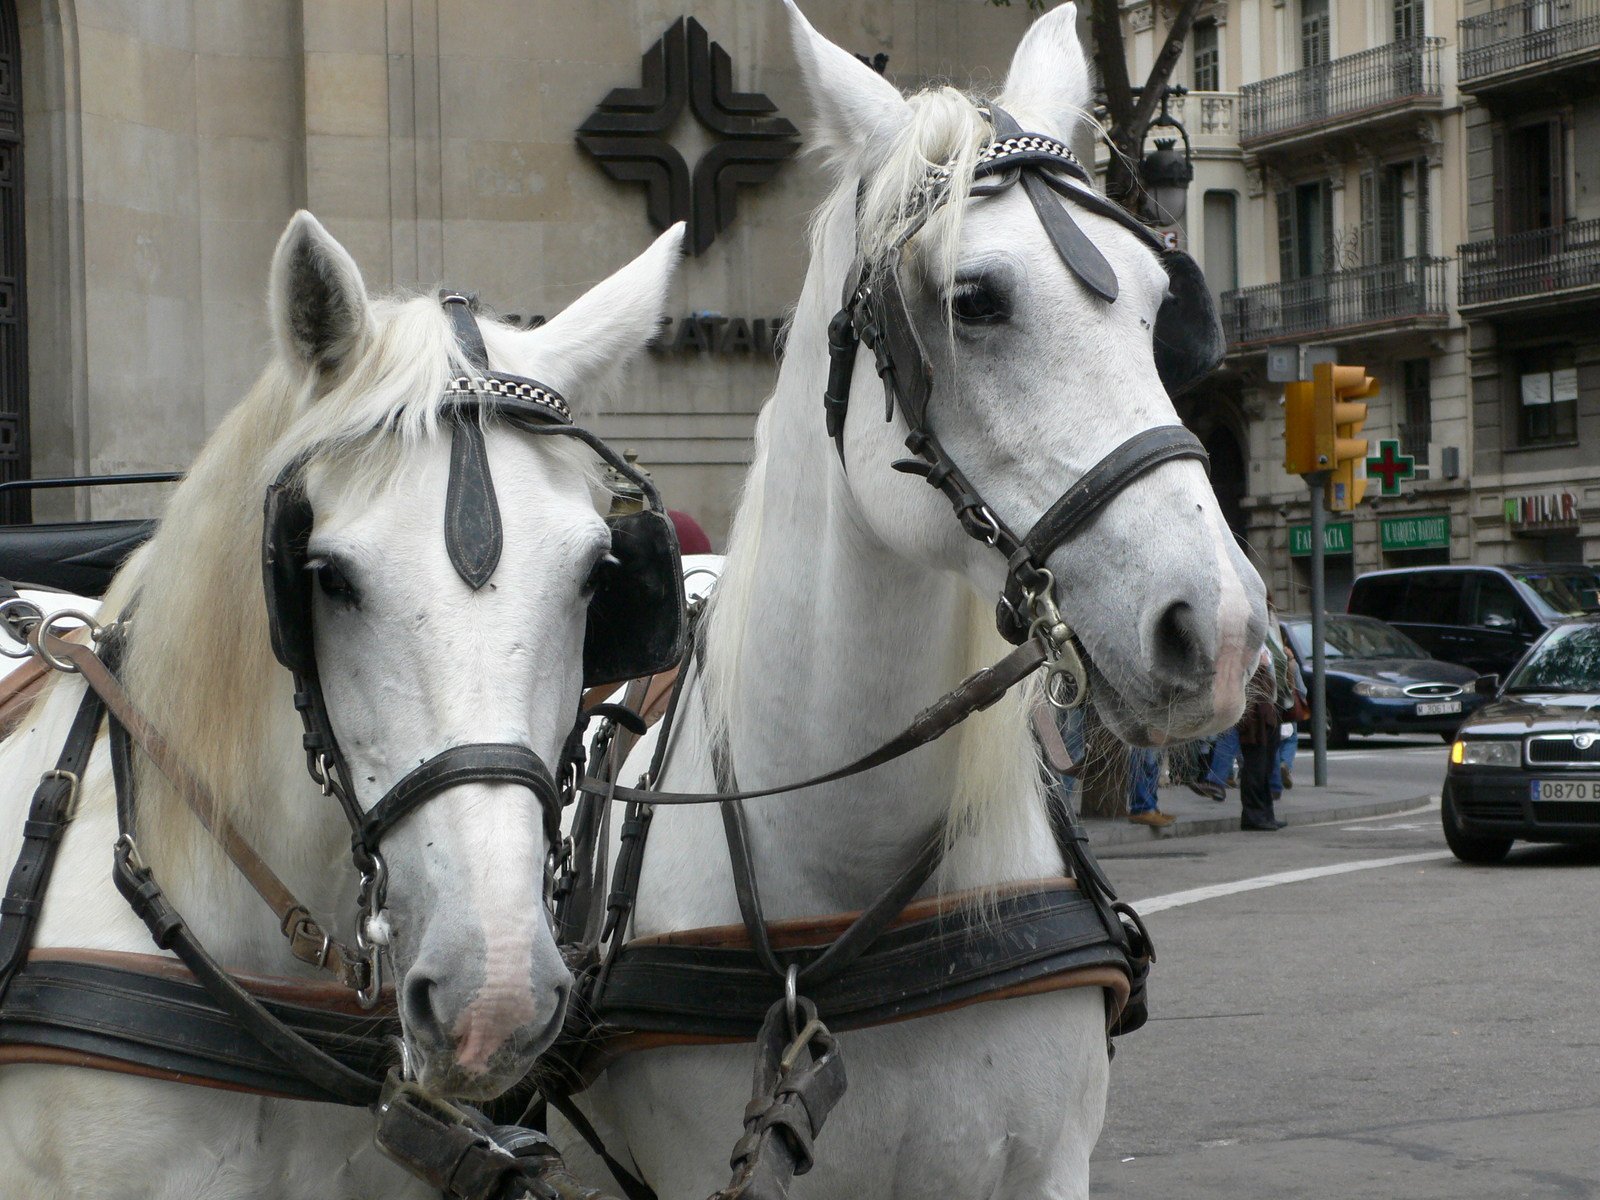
[950,280,1009,326]
[584,553,621,597]
[307,556,359,607]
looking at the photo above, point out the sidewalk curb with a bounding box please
[1087,793,1437,847]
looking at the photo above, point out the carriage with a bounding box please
[0,6,1264,1199]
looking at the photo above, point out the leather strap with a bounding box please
[583,637,1047,806]
[360,742,562,852]
[109,837,384,1105]
[39,631,370,991]
[0,683,105,1002]
[591,883,1141,1042]
[997,424,1209,638]
[0,951,397,1104]
[441,295,504,591]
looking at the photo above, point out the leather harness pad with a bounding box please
[584,880,1146,1050]
[0,951,396,1104]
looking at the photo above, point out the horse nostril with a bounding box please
[402,970,448,1052]
[1150,600,1209,683]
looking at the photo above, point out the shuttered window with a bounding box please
[1192,19,1219,91]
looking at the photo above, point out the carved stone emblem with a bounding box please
[577,18,799,255]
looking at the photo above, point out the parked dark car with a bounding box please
[1442,615,1600,863]
[1282,613,1485,748]
[1347,564,1600,678]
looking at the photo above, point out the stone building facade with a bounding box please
[1113,0,1599,610]
[2,0,1047,536]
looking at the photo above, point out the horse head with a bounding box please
[265,213,684,1097]
[785,0,1266,744]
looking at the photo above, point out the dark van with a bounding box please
[1347,564,1600,677]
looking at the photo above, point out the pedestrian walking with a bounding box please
[1127,744,1175,827]
[1239,606,1293,831]
[1188,726,1237,801]
[1273,624,1309,798]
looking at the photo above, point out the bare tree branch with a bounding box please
[1132,0,1208,131]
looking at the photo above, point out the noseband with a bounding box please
[823,106,1222,662]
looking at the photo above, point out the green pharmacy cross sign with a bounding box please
[1366,438,1416,498]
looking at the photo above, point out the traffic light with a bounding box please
[1314,362,1377,511]
[1283,380,1317,475]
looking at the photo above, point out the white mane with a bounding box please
[701,83,1051,868]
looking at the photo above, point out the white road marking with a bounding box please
[1133,851,1452,915]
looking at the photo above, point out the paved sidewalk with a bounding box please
[1083,773,1437,847]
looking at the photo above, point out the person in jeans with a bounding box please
[1272,627,1308,799]
[1188,726,1238,801]
[1239,615,1292,831]
[1128,745,1175,827]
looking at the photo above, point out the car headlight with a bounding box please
[1450,739,1521,768]
[1354,680,1407,698]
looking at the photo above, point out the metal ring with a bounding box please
[0,598,43,659]
[31,609,103,674]
[1045,643,1089,711]
[784,963,799,1036]
[356,943,384,1010]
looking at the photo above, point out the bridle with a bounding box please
[822,105,1224,683]
[262,293,686,1003]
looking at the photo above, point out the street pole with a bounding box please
[1307,470,1330,787]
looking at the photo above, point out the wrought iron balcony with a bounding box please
[1239,38,1444,149]
[1458,218,1600,310]
[1221,256,1451,347]
[1459,0,1600,90]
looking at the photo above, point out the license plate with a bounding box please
[1530,779,1600,802]
[1415,700,1462,717]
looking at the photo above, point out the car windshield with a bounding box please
[1506,623,1600,693]
[1513,569,1600,618]
[1285,616,1427,661]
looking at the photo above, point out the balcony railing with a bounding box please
[1221,256,1451,346]
[1239,38,1444,146]
[1458,218,1600,307]
[1459,0,1600,84]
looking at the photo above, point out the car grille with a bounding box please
[1455,796,1523,821]
[1404,682,1463,699]
[1532,802,1600,825]
[1526,734,1600,767]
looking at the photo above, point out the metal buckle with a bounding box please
[41,769,82,819]
[1021,570,1089,710]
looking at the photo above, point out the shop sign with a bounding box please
[1289,520,1353,557]
[1380,513,1451,552]
[1503,489,1579,529]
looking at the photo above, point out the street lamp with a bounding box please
[1138,86,1195,225]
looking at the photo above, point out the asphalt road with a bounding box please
[1092,739,1600,1200]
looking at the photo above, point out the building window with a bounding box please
[1360,159,1430,264]
[1202,190,1237,298]
[1516,347,1578,446]
[1192,19,1219,91]
[1301,0,1330,68]
[1277,180,1333,280]
[1400,359,1431,467]
[1392,0,1422,41]
[1499,119,1564,236]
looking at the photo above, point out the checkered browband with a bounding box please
[442,373,572,423]
[926,133,1091,190]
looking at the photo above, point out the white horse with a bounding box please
[572,5,1266,1199]
[0,212,684,1198]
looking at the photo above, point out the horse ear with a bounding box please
[269,211,374,387]
[998,3,1093,135]
[783,0,908,173]
[522,224,685,398]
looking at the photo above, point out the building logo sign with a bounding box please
[577,17,799,256]
[1289,521,1353,557]
[1379,514,1451,553]
[1503,489,1579,530]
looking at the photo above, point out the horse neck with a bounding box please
[701,243,1053,913]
